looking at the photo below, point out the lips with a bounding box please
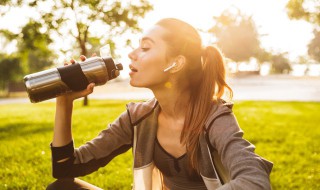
[129,65,138,72]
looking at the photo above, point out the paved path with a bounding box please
[1,75,320,104]
[89,75,320,102]
[228,75,320,102]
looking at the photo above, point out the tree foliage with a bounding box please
[210,9,262,63]
[0,20,55,91]
[254,48,273,63]
[0,55,22,91]
[308,30,320,62]
[1,0,153,63]
[286,0,320,26]
[271,53,291,74]
[1,0,153,104]
[18,20,55,73]
[5,0,153,57]
[287,0,320,62]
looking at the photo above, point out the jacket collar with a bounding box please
[126,98,158,126]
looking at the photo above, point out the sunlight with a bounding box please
[114,0,315,77]
[0,0,314,66]
[141,0,313,60]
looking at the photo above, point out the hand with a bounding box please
[56,55,95,103]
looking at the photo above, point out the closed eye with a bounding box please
[141,47,150,51]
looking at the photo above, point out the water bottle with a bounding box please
[23,56,123,103]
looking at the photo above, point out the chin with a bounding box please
[129,79,141,87]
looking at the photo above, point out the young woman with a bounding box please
[47,18,273,190]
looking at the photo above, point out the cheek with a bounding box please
[138,64,166,83]
[130,58,168,87]
[139,51,166,72]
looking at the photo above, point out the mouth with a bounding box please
[129,65,138,72]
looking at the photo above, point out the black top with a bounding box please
[153,137,207,190]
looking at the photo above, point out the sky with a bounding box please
[0,0,315,63]
[138,0,314,61]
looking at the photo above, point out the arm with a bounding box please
[52,55,95,147]
[50,79,97,178]
[209,114,273,190]
[50,56,132,178]
[51,110,133,178]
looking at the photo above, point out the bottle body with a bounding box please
[24,56,122,103]
[24,68,70,103]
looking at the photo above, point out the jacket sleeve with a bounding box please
[50,110,133,178]
[209,113,273,190]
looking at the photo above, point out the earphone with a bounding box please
[163,62,177,72]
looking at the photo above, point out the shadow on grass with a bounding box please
[0,122,52,140]
[83,100,132,109]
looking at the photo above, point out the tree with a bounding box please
[209,9,261,63]
[0,55,22,91]
[0,20,55,94]
[271,53,291,74]
[286,0,320,26]
[308,30,320,62]
[286,0,320,63]
[255,48,273,63]
[1,0,153,105]
[18,20,56,73]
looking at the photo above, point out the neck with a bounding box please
[151,83,190,119]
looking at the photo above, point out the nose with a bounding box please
[128,49,137,61]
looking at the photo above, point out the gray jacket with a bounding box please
[53,98,272,189]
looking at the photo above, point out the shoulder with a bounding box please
[204,100,242,146]
[126,98,159,125]
[204,99,234,129]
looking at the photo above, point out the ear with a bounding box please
[169,55,186,73]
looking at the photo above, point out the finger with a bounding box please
[91,53,97,57]
[87,83,95,92]
[80,55,86,62]
[70,59,76,64]
[79,83,95,97]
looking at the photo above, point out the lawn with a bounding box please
[0,100,319,189]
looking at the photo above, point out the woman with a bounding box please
[47,18,273,190]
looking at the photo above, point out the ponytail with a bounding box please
[202,46,233,100]
[182,45,233,173]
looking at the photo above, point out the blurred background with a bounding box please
[0,0,319,104]
[0,1,320,189]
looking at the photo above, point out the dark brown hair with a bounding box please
[156,18,233,172]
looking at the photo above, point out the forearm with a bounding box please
[50,110,133,178]
[52,97,74,147]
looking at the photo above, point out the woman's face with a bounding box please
[128,25,172,89]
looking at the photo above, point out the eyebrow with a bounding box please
[140,37,155,44]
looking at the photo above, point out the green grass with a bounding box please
[0,100,319,189]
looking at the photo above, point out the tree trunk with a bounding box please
[83,96,88,106]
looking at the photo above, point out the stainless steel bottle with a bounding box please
[24,56,123,103]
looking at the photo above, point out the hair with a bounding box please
[156,18,233,173]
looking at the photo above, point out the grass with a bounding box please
[0,100,319,189]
